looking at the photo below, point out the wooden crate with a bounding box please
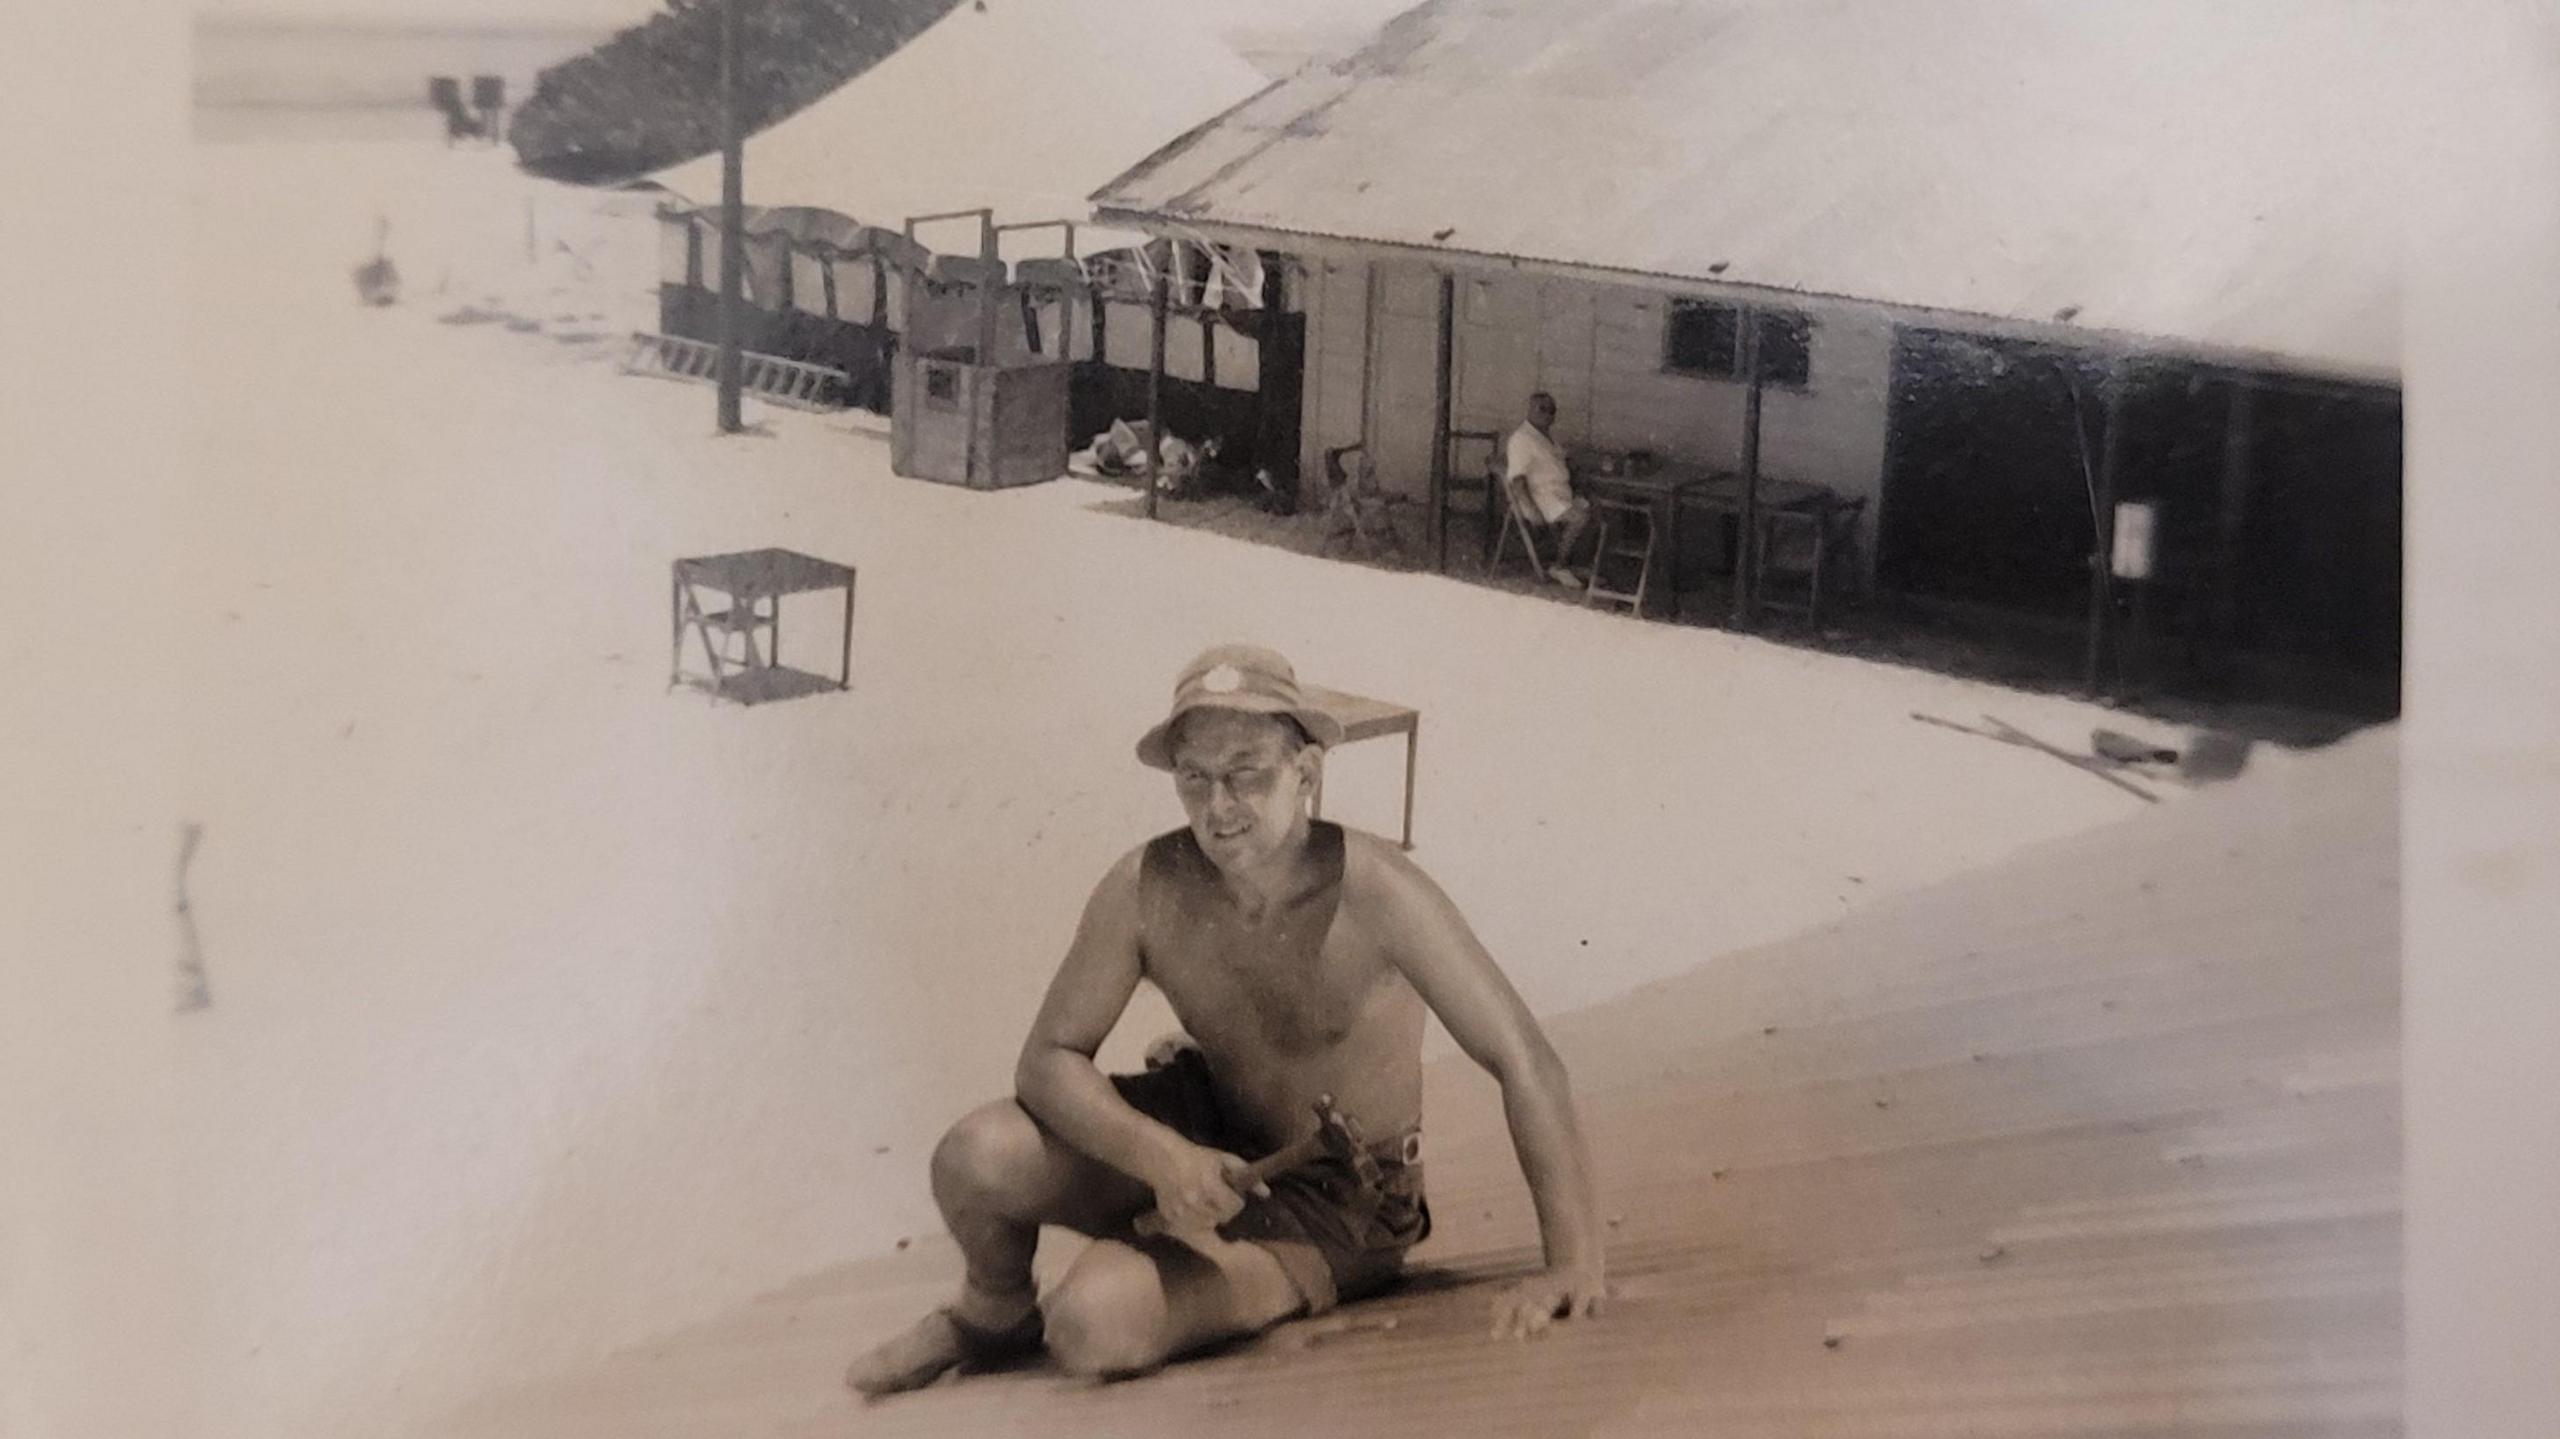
[890,350,1070,491]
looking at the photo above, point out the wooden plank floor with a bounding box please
[429,730,2399,1439]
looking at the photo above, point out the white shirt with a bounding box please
[1505,422,1575,524]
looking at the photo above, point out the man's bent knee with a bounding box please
[1043,1243,1171,1378]
[929,1102,1039,1211]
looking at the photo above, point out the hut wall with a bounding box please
[657,212,695,288]
[1298,256,1376,488]
[790,251,831,316]
[1293,251,1894,571]
[1068,285,1286,473]
[1526,282,1895,520]
[1100,298,1211,379]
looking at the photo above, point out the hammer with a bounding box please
[1133,1094,1373,1237]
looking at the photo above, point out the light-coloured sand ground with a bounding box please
[170,137,2345,1439]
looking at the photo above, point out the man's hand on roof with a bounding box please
[1489,1263,1609,1341]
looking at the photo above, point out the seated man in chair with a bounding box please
[1506,392,1596,587]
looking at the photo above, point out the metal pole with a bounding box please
[715,0,745,434]
[1429,271,1455,570]
[1146,253,1169,521]
[2084,360,2127,695]
[976,213,1000,366]
[1732,307,1765,627]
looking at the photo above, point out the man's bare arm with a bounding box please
[1012,849,1264,1229]
[1011,849,1182,1178]
[1360,839,1606,1330]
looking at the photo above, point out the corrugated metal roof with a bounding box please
[1094,0,2415,379]
[429,730,2400,1439]
[657,0,1269,261]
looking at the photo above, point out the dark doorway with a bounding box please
[1881,324,2402,714]
[1879,327,2109,618]
[2233,382,2404,676]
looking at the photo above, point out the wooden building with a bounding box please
[1092,0,2409,711]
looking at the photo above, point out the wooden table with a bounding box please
[1676,471,1858,620]
[1300,683,1419,850]
[670,548,858,705]
[1578,455,1848,620]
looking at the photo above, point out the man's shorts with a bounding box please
[1111,1047,1431,1314]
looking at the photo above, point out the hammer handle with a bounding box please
[1132,1130,1328,1238]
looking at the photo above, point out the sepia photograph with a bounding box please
[7,1,2559,1437]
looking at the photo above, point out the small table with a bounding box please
[671,548,858,705]
[1300,684,1419,850]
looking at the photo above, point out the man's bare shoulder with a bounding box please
[1337,826,1456,924]
[1093,841,1153,902]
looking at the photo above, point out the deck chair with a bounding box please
[1583,498,1656,614]
[1489,471,1558,580]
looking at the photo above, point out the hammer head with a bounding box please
[1307,1094,1383,1189]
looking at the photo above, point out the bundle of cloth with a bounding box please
[1074,419,1220,496]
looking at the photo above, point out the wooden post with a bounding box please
[2084,359,2128,696]
[1146,253,1169,521]
[1732,306,1766,626]
[975,213,1000,368]
[714,0,745,434]
[1251,254,1275,478]
[1430,271,1456,570]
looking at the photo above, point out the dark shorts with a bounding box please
[1111,1049,1431,1314]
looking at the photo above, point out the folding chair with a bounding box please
[1756,494,1867,624]
[1489,471,1557,580]
[1583,498,1656,614]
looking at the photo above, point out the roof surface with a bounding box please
[658,0,1269,260]
[430,728,2401,1439]
[1095,0,2417,378]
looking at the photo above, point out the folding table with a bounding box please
[671,548,857,705]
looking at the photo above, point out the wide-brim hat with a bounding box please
[1135,644,1346,771]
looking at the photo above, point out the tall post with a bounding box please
[2084,359,2128,695]
[1732,306,1766,626]
[975,213,1000,368]
[2213,374,2257,658]
[715,0,746,434]
[1146,250,1169,521]
[1429,271,1456,570]
[1253,252,1282,483]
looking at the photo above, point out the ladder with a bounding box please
[621,332,851,413]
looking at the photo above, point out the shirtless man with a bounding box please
[847,644,1606,1394]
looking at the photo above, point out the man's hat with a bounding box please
[1135,644,1346,771]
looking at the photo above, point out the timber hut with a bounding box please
[1091,0,2408,712]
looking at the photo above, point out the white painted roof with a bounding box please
[658,0,1269,261]
[1095,0,2418,379]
